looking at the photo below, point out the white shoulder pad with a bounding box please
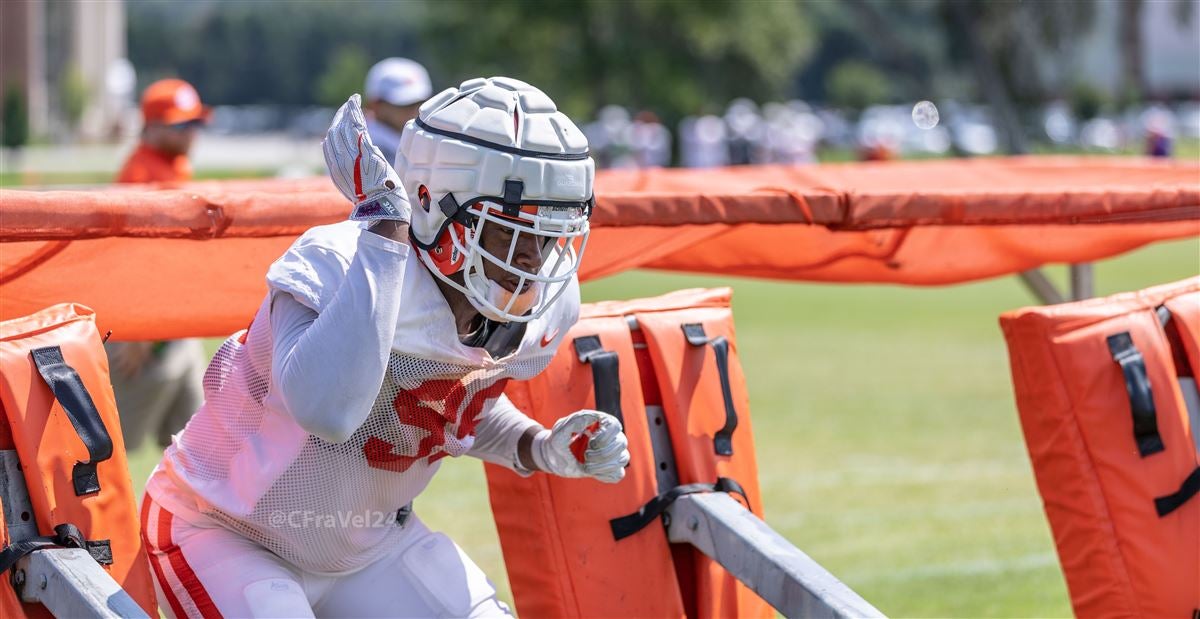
[265,221,363,311]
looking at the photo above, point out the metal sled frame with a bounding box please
[1,450,149,619]
[1019,263,1094,304]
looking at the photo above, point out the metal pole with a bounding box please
[1069,263,1094,300]
[14,549,149,618]
[667,493,886,619]
[1018,269,1065,305]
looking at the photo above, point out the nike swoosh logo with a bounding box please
[540,328,560,348]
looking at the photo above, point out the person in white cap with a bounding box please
[364,57,432,164]
[139,77,627,617]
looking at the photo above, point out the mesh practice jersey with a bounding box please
[148,221,577,574]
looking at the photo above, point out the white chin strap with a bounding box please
[476,279,543,322]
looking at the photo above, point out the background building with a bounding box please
[2,0,128,144]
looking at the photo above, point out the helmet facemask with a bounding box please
[418,196,590,323]
[396,76,595,323]
[461,201,588,322]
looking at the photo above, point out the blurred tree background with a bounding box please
[127,1,422,106]
[418,0,815,126]
[1,83,29,149]
[127,0,817,128]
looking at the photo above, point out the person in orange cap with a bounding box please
[116,78,211,184]
[108,78,210,454]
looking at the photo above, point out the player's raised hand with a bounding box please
[534,410,629,483]
[322,94,412,223]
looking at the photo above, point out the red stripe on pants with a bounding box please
[142,497,224,618]
[142,498,188,619]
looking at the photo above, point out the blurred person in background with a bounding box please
[1143,105,1174,158]
[761,101,820,165]
[858,118,901,162]
[628,110,671,168]
[725,98,765,165]
[583,105,635,168]
[116,78,208,183]
[1146,125,1172,158]
[678,114,729,168]
[858,139,896,162]
[109,78,210,452]
[364,57,432,164]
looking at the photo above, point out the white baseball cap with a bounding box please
[364,58,432,107]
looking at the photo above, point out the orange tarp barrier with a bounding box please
[1,157,1197,340]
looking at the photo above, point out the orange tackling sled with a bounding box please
[1000,277,1200,619]
[486,288,771,619]
[1,157,1196,340]
[0,303,158,617]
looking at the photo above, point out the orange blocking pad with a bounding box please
[1,157,1197,340]
[487,314,686,619]
[0,303,159,617]
[635,292,768,619]
[1000,277,1199,619]
[487,288,771,619]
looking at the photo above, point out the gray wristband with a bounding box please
[350,191,411,223]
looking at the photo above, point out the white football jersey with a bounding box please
[148,221,577,574]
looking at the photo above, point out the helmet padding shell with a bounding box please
[397,77,594,249]
[394,77,594,323]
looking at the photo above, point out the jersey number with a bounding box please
[363,379,509,473]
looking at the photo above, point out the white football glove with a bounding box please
[322,94,412,223]
[533,410,629,483]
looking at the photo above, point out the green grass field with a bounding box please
[123,235,1199,618]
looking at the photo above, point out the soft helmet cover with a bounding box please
[395,77,594,323]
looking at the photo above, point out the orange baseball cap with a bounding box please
[141,79,211,125]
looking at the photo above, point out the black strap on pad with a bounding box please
[609,477,748,541]
[30,346,114,495]
[1155,466,1200,517]
[682,323,738,456]
[1106,332,1164,457]
[573,335,623,427]
[0,523,112,574]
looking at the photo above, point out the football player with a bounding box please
[140,77,628,618]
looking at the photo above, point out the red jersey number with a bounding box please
[363,378,508,473]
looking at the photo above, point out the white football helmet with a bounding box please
[395,77,594,323]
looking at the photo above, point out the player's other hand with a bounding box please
[534,410,629,483]
[322,94,412,225]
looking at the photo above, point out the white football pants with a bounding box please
[140,494,511,618]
